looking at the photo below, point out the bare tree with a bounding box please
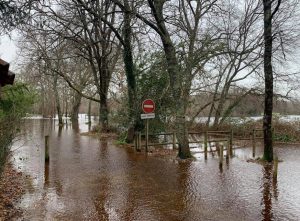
[75,0,143,141]
[19,24,93,122]
[25,0,121,131]
[0,0,35,33]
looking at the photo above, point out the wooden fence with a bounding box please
[134,128,265,158]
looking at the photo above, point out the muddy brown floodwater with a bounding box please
[11,119,300,221]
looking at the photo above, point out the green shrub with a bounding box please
[115,131,128,145]
[274,134,295,142]
[0,83,35,173]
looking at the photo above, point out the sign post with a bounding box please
[145,118,149,152]
[141,99,155,152]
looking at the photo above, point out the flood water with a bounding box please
[11,119,300,221]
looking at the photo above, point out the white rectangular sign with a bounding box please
[141,113,155,119]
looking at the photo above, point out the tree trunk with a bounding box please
[213,82,231,127]
[70,92,82,123]
[65,98,68,118]
[123,1,142,142]
[263,0,274,162]
[162,39,191,159]
[95,55,110,133]
[88,99,92,124]
[207,79,221,127]
[99,89,109,132]
[41,85,46,118]
[213,102,223,127]
[162,42,191,158]
[148,0,191,158]
[53,74,63,125]
[98,62,110,132]
[176,103,191,159]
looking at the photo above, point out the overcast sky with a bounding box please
[0,32,299,98]
[0,35,18,71]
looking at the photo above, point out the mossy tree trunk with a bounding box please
[123,0,143,142]
[147,0,191,158]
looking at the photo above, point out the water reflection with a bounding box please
[58,126,63,137]
[177,161,190,215]
[261,163,280,221]
[273,173,279,201]
[94,140,110,220]
[40,119,45,138]
[44,161,49,188]
[71,121,79,132]
[261,164,273,221]
[88,122,92,132]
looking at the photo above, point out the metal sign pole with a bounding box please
[145,119,149,152]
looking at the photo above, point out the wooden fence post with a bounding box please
[204,131,208,160]
[45,135,49,162]
[252,129,256,158]
[172,132,176,149]
[273,156,278,181]
[219,144,224,168]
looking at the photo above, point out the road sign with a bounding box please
[142,99,155,113]
[141,113,155,119]
[141,99,155,153]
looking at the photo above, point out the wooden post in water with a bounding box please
[145,119,149,152]
[172,132,176,149]
[273,156,278,181]
[204,131,208,160]
[44,157,50,187]
[45,135,49,162]
[252,129,256,158]
[219,144,224,168]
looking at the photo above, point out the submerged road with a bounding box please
[12,119,300,220]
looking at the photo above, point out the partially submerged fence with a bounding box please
[134,128,265,159]
[134,132,177,153]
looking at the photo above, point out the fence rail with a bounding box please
[134,128,269,158]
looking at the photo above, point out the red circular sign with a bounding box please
[142,99,155,113]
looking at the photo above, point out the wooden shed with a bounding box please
[0,58,15,87]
